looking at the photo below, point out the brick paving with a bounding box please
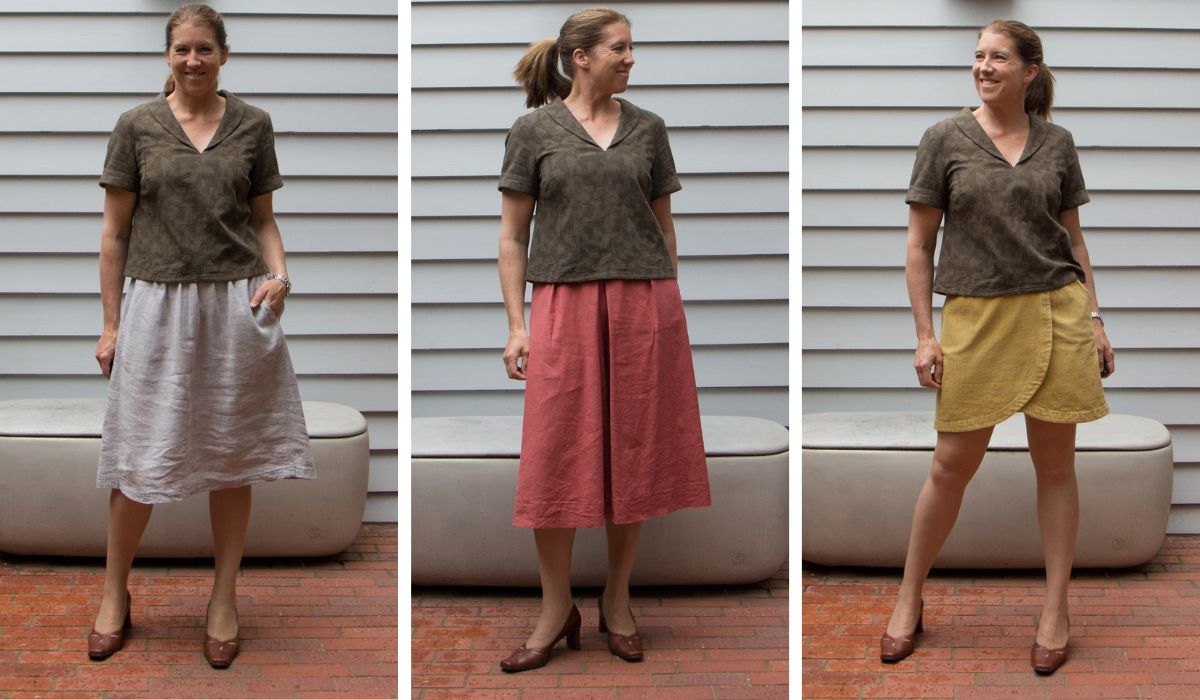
[803,535,1200,699]
[0,523,398,699]
[412,560,789,699]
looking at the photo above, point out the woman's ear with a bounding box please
[571,47,589,71]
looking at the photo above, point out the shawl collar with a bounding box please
[543,96,641,150]
[952,107,1049,166]
[147,89,246,152]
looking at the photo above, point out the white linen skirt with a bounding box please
[97,275,316,504]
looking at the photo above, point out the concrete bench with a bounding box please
[412,415,789,587]
[0,399,369,558]
[802,411,1173,569]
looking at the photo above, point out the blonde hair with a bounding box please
[512,7,631,108]
[163,4,228,95]
[981,19,1055,119]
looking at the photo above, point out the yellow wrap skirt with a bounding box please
[935,280,1109,432]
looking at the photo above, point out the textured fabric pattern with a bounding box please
[99,91,281,283]
[906,108,1090,297]
[515,279,711,528]
[97,275,315,503]
[935,280,1109,432]
[499,98,681,283]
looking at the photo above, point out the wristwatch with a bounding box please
[269,274,292,295]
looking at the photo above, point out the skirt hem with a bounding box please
[97,464,316,505]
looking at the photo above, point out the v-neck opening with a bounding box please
[956,108,1046,169]
[545,97,637,152]
[154,90,239,153]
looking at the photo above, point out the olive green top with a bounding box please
[906,108,1090,297]
[499,97,681,283]
[99,91,282,283]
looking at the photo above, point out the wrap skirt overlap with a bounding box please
[936,279,1109,432]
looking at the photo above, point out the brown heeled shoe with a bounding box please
[88,591,132,661]
[1031,617,1069,675]
[500,604,581,672]
[598,592,643,662]
[880,599,923,663]
[204,602,240,669]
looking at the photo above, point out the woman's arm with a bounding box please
[499,190,536,380]
[1061,206,1115,377]
[650,195,678,273]
[95,187,137,378]
[249,192,290,317]
[906,203,944,389]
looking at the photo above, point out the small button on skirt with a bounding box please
[515,278,712,528]
[97,275,316,504]
[935,279,1109,432]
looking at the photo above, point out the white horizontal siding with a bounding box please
[412,0,789,427]
[0,95,398,133]
[412,2,788,44]
[0,14,397,54]
[0,6,398,522]
[801,0,1200,28]
[413,44,787,88]
[805,108,1200,148]
[0,1,395,15]
[413,86,788,130]
[413,175,787,217]
[1,135,398,177]
[803,28,1200,69]
[803,68,1200,109]
[802,1,1200,532]
[0,55,396,94]
[412,214,788,259]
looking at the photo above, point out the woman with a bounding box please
[881,20,1113,675]
[496,7,711,673]
[87,4,314,669]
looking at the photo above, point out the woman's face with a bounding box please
[166,23,228,96]
[581,22,635,95]
[972,31,1036,108]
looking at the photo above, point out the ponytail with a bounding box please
[1025,61,1054,120]
[513,38,570,108]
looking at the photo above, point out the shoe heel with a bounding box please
[598,613,608,634]
[915,615,923,633]
[566,620,581,650]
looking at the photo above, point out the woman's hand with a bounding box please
[914,336,943,389]
[503,330,530,381]
[251,278,287,318]
[95,329,118,379]
[1095,323,1115,378]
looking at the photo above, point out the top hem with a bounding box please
[526,270,677,283]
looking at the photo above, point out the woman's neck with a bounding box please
[563,80,617,121]
[167,88,223,116]
[974,101,1028,131]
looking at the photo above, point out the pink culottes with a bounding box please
[515,278,712,528]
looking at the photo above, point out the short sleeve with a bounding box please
[99,113,139,192]
[498,116,539,196]
[1059,132,1089,211]
[248,113,284,198]
[649,118,682,200]
[905,126,947,209]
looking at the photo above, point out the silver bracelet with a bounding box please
[268,274,291,295]
[1090,311,1103,326]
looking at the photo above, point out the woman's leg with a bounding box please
[601,520,643,635]
[1025,416,1077,649]
[93,490,154,633]
[524,527,577,647]
[208,485,252,641]
[886,426,994,636]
